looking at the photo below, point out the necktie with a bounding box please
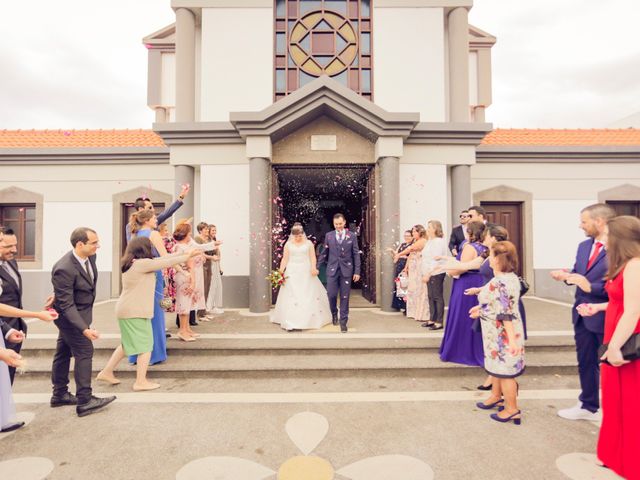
[337,231,343,244]
[85,260,93,283]
[587,242,603,270]
[1,262,19,286]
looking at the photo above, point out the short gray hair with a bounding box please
[581,203,616,222]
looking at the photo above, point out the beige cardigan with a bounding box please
[115,252,190,319]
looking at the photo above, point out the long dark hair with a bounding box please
[121,237,154,273]
[606,215,640,279]
[466,221,486,243]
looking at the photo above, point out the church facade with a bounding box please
[1,0,639,311]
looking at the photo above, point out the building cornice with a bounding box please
[0,147,169,165]
[406,122,493,145]
[476,145,640,163]
[153,122,243,145]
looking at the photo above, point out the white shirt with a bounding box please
[421,237,449,275]
[72,251,93,281]
[336,229,346,242]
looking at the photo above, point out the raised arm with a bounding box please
[150,230,169,256]
[448,243,478,277]
[134,253,193,274]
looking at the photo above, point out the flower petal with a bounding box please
[285,412,329,455]
[337,455,434,480]
[176,456,275,480]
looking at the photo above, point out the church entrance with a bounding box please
[272,165,376,305]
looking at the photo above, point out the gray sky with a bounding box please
[1,0,638,130]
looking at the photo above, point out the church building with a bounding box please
[1,0,639,311]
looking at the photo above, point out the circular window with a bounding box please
[289,10,358,77]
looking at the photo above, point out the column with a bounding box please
[249,157,271,313]
[174,165,195,220]
[175,7,196,122]
[247,137,272,313]
[375,137,402,312]
[155,107,167,123]
[451,164,471,227]
[448,7,470,122]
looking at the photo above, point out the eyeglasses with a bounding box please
[459,214,469,219]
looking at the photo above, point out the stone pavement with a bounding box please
[0,297,622,479]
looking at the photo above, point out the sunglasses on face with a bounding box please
[460,215,469,219]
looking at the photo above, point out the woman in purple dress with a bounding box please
[439,221,487,366]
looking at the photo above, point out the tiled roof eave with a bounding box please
[0,146,169,165]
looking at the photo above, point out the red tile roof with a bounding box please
[481,129,640,147]
[0,129,165,148]
[1,128,639,148]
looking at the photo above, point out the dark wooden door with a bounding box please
[481,202,524,276]
[361,167,376,302]
[606,201,640,217]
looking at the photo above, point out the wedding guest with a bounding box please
[0,300,57,433]
[206,224,224,315]
[550,203,614,421]
[50,228,116,417]
[421,220,448,330]
[395,225,429,321]
[470,241,525,425]
[578,215,640,479]
[126,210,170,366]
[158,223,177,314]
[439,221,487,366]
[387,230,413,312]
[125,184,190,243]
[97,237,200,391]
[0,228,28,384]
[468,205,487,224]
[195,222,213,321]
[173,222,218,341]
[448,210,470,256]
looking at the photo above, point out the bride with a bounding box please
[270,223,332,331]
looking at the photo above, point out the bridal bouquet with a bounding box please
[266,270,287,289]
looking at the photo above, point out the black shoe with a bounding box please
[50,392,78,408]
[332,314,338,326]
[0,421,25,433]
[76,395,116,417]
[165,332,171,338]
[340,324,348,333]
[421,322,435,328]
[477,384,493,391]
[189,320,199,326]
[428,323,443,331]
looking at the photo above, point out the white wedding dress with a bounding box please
[270,240,332,331]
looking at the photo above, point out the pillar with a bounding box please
[451,165,471,227]
[375,137,402,312]
[155,107,167,123]
[175,7,196,122]
[448,7,470,122]
[247,137,272,313]
[174,165,195,220]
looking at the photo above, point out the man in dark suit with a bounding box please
[448,210,469,256]
[50,227,115,417]
[317,213,361,333]
[0,228,28,384]
[551,203,615,422]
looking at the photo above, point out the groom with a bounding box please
[317,213,361,333]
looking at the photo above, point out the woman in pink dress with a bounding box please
[579,215,640,479]
[395,225,429,321]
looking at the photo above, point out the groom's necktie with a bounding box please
[337,231,343,244]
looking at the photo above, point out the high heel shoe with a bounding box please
[490,410,522,425]
[476,399,504,410]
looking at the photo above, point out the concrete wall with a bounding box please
[373,7,446,121]
[200,7,273,120]
[399,164,449,238]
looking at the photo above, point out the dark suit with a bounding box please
[448,225,466,254]
[0,260,27,384]
[50,251,98,404]
[570,238,608,413]
[317,230,361,326]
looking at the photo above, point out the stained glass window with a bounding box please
[274,0,373,101]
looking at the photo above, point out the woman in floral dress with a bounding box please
[470,241,525,425]
[159,223,177,313]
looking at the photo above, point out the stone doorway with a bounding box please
[272,164,377,305]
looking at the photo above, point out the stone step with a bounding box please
[18,349,577,379]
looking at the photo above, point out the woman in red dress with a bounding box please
[580,215,640,479]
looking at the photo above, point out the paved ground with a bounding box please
[1,297,621,480]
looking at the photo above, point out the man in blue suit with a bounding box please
[551,203,615,421]
[317,213,361,333]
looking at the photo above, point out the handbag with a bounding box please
[518,276,530,296]
[598,333,640,364]
[395,274,409,298]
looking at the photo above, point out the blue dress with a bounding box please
[129,229,167,365]
[439,242,487,367]
[479,258,528,339]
